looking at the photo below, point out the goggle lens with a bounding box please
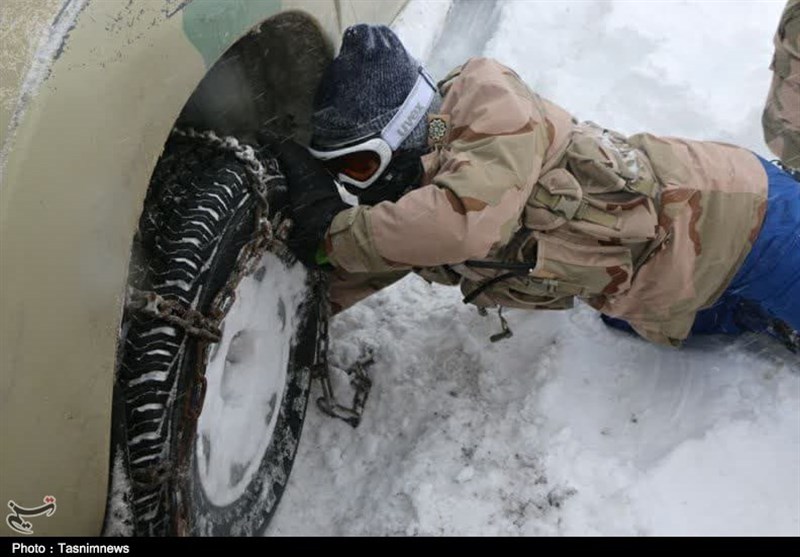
[326,150,383,182]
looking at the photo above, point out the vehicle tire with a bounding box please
[106,132,319,536]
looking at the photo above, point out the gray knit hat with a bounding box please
[311,24,440,152]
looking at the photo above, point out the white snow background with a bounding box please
[269,0,799,536]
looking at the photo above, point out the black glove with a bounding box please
[354,149,425,206]
[271,139,348,266]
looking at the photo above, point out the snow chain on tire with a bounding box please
[112,128,331,536]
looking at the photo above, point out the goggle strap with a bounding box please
[382,68,438,150]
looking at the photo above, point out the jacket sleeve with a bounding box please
[328,268,410,315]
[326,58,552,273]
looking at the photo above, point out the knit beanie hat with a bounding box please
[311,24,441,153]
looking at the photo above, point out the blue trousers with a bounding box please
[603,156,799,341]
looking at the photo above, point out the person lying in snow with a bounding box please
[272,23,799,349]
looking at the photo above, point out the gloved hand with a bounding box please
[355,149,425,206]
[271,139,348,266]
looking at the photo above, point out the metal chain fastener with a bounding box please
[311,271,373,428]
[126,287,222,342]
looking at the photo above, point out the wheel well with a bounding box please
[104,9,332,533]
[176,10,333,145]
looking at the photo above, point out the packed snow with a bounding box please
[198,252,308,507]
[268,0,799,536]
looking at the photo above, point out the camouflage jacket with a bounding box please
[326,57,768,346]
[764,0,800,169]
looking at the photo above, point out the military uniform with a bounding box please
[325,57,768,346]
[763,0,800,169]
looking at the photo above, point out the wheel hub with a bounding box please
[195,252,307,506]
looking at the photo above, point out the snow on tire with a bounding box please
[107,133,318,536]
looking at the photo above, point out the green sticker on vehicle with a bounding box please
[183,0,282,68]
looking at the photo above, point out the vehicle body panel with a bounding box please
[0,0,405,535]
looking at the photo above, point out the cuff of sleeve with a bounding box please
[327,207,400,274]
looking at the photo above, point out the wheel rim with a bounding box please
[195,252,307,507]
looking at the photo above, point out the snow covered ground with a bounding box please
[268,0,799,536]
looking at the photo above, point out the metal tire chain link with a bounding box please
[126,127,290,343]
[125,126,359,533]
[122,127,314,535]
[173,130,371,429]
[174,129,348,534]
[312,270,373,428]
[170,127,292,330]
[175,130,372,429]
[165,127,293,435]
[171,128,309,536]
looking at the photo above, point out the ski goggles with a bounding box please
[308,67,438,189]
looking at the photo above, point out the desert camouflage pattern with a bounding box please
[763,0,800,169]
[326,58,767,346]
